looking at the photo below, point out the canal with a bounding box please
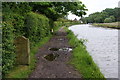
[69,24,119,78]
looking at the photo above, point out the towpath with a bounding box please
[29,27,82,78]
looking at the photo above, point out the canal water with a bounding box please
[69,24,119,78]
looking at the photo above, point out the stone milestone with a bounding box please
[15,36,30,65]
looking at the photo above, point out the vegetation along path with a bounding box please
[29,27,82,78]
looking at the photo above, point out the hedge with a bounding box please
[2,21,15,76]
[24,12,50,43]
[2,12,51,77]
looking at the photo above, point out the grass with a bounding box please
[93,22,120,29]
[5,35,52,78]
[66,29,106,79]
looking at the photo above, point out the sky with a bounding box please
[68,0,120,20]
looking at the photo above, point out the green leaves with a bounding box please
[31,2,87,21]
[104,18,112,23]
[83,7,120,23]
[24,12,50,42]
[2,22,15,76]
[2,2,87,77]
[2,2,51,76]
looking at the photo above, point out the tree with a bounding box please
[113,8,120,21]
[110,16,115,22]
[29,2,88,21]
[103,8,115,17]
[80,17,87,23]
[84,7,120,23]
[104,18,112,23]
[103,8,120,22]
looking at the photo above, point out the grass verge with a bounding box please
[66,28,106,79]
[5,35,52,78]
[93,22,120,29]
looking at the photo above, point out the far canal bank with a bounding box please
[93,22,120,29]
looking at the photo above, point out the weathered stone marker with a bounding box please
[15,36,30,65]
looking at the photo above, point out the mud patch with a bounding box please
[44,53,59,61]
[49,48,59,51]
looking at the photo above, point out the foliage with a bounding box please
[30,2,88,21]
[24,12,50,43]
[67,30,105,79]
[82,7,120,23]
[2,2,31,16]
[109,16,115,22]
[12,14,25,37]
[2,2,51,77]
[2,3,30,76]
[104,18,112,23]
[93,22,120,28]
[2,2,31,37]
[2,2,87,77]
[54,18,80,32]
[2,11,51,77]
[2,22,15,76]
[103,8,120,21]
[5,17,81,78]
[5,35,51,78]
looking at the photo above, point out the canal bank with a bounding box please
[93,22,120,29]
[69,24,118,78]
[29,26,105,79]
[29,27,82,78]
[66,28,105,79]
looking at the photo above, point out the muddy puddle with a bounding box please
[44,53,59,61]
[49,47,72,52]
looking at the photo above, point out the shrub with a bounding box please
[109,16,115,22]
[2,12,51,77]
[12,14,25,37]
[104,18,112,23]
[2,22,15,76]
[24,12,50,43]
[2,9,25,76]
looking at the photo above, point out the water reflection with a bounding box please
[69,24,118,78]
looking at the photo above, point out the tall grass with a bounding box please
[67,29,105,79]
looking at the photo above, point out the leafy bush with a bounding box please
[2,12,51,77]
[109,16,115,22]
[2,2,51,77]
[104,18,112,23]
[54,21,63,32]
[2,22,15,76]
[12,14,25,37]
[2,7,25,76]
[24,12,50,43]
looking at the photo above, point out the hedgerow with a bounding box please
[2,10,50,77]
[2,21,15,76]
[24,12,50,43]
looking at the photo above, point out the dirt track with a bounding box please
[29,27,82,78]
